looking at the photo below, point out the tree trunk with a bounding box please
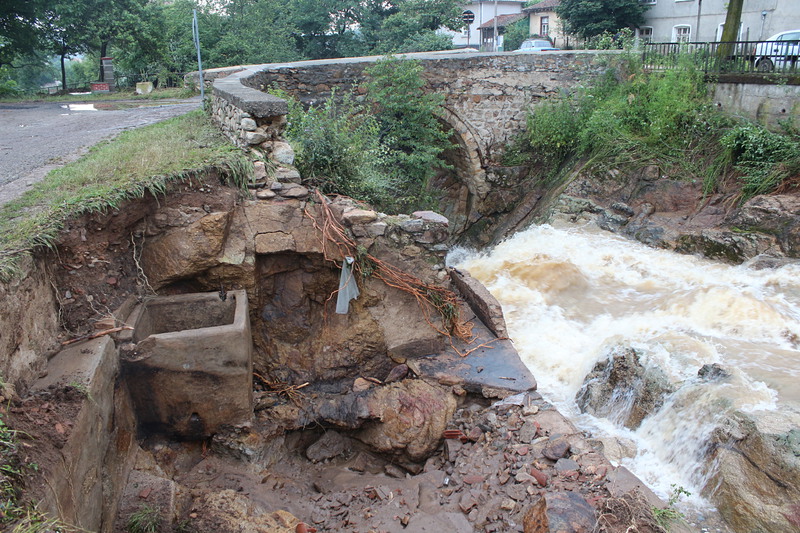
[60,51,68,95]
[99,40,108,81]
[717,0,743,61]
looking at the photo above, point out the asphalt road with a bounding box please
[0,96,202,207]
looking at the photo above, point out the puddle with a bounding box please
[61,103,98,111]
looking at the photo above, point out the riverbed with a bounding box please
[451,220,800,526]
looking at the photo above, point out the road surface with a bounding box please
[0,97,202,207]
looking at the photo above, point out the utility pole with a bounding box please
[192,9,204,109]
[493,0,498,52]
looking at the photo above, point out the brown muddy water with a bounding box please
[451,220,800,525]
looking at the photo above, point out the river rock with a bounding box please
[306,431,348,463]
[356,380,456,461]
[705,410,800,533]
[576,346,674,430]
[523,492,595,533]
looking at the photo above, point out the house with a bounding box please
[449,1,528,50]
[478,13,527,51]
[638,0,800,43]
[522,0,569,48]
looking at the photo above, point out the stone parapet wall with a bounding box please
[210,69,289,150]
[209,51,616,158]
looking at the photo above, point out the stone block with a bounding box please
[32,336,120,531]
[122,291,253,438]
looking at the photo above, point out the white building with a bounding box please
[639,0,800,43]
[447,1,528,49]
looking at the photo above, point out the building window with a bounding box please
[638,27,653,43]
[639,0,656,4]
[673,25,691,43]
[540,16,549,37]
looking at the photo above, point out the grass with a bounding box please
[0,110,251,281]
[127,504,161,533]
[0,87,198,104]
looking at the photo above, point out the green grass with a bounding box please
[0,110,251,281]
[127,504,161,533]
[0,87,198,104]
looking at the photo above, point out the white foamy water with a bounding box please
[451,221,800,513]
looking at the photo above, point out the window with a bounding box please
[639,0,656,4]
[673,25,691,43]
[638,27,653,43]
[540,16,549,37]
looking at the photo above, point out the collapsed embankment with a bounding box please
[0,157,685,533]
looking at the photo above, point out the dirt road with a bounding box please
[0,97,201,207]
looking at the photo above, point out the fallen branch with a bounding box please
[61,326,133,346]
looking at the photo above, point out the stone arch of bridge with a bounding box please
[432,106,489,233]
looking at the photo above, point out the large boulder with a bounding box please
[576,346,674,430]
[705,410,800,533]
[356,379,456,461]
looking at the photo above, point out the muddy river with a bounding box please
[452,220,800,519]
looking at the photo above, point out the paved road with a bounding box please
[0,96,202,207]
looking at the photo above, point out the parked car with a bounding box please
[753,29,800,72]
[515,39,560,52]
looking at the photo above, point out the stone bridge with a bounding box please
[206,50,613,230]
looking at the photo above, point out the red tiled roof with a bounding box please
[523,0,561,13]
[478,13,526,29]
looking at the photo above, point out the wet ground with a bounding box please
[0,96,201,207]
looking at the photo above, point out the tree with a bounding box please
[556,0,648,40]
[38,0,92,93]
[717,0,743,60]
[83,0,149,82]
[504,18,532,52]
[0,1,45,68]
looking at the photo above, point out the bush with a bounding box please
[280,56,452,212]
[364,56,452,211]
[721,124,800,200]
[285,92,385,200]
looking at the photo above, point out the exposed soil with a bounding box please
[118,393,663,533]
[3,384,85,506]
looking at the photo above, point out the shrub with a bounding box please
[284,92,385,200]
[364,56,453,211]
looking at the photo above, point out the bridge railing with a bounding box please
[642,41,799,76]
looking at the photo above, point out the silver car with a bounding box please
[753,29,800,72]
[515,39,560,52]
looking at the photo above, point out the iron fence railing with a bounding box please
[642,40,799,75]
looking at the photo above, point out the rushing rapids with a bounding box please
[451,221,800,521]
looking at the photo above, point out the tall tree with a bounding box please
[84,0,149,81]
[0,0,43,68]
[717,0,743,60]
[556,0,648,40]
[38,0,92,92]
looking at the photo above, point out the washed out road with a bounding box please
[0,97,201,207]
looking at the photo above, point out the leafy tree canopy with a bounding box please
[556,0,648,40]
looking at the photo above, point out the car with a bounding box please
[753,29,800,72]
[515,39,560,52]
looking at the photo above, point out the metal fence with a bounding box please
[642,40,799,75]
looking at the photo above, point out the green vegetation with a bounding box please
[652,484,691,531]
[282,56,451,213]
[509,54,800,200]
[1,0,465,96]
[127,504,161,533]
[0,110,250,281]
[556,0,649,40]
